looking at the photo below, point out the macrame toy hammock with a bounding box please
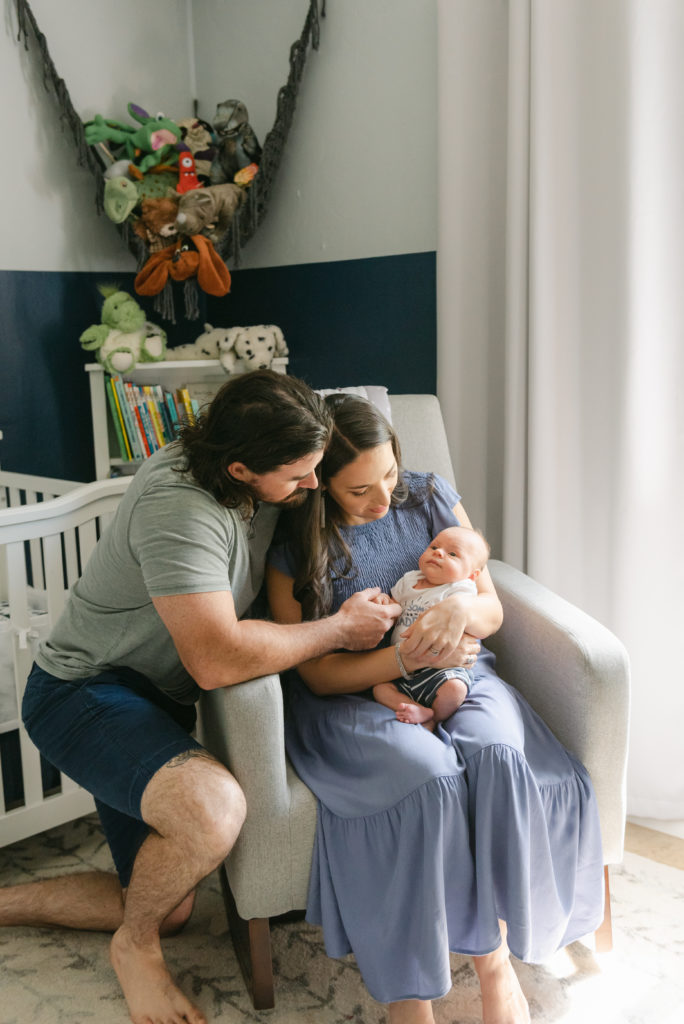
[15,0,326,322]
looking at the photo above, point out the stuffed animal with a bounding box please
[210,99,262,185]
[133,197,180,251]
[176,150,202,194]
[134,236,231,298]
[174,184,245,244]
[177,117,216,182]
[79,288,167,374]
[103,177,139,223]
[84,103,182,174]
[165,323,232,361]
[217,325,288,374]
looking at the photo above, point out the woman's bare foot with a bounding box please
[110,925,206,1024]
[472,944,530,1024]
[388,997,435,1023]
[396,702,435,726]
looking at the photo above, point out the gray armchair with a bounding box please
[199,393,630,1009]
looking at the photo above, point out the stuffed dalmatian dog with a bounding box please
[217,324,289,374]
[166,323,288,375]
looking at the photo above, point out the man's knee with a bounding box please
[142,749,246,859]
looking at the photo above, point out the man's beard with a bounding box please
[246,484,312,510]
[272,489,310,509]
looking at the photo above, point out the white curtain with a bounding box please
[438,0,684,820]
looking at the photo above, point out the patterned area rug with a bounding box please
[1,814,683,1024]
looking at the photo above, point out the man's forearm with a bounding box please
[192,614,350,690]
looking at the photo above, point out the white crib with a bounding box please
[0,470,131,847]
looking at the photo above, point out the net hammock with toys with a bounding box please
[15,0,326,322]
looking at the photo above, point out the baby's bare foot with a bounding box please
[396,702,434,725]
[110,926,207,1024]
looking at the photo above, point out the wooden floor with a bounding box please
[624,821,684,870]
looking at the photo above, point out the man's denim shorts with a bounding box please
[22,662,203,886]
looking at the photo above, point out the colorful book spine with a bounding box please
[143,386,166,448]
[178,387,196,426]
[154,386,175,442]
[134,386,159,453]
[124,383,151,457]
[165,390,181,436]
[105,376,131,460]
[118,380,144,460]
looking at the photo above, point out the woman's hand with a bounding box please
[399,595,481,671]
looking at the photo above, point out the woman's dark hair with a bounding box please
[177,370,331,511]
[282,394,409,620]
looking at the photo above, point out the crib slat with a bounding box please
[60,774,80,794]
[63,527,79,588]
[7,541,44,808]
[29,539,46,590]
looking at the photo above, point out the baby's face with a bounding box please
[418,528,482,586]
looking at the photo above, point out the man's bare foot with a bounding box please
[396,702,435,726]
[110,925,206,1024]
[473,947,530,1024]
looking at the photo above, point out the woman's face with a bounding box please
[325,441,398,525]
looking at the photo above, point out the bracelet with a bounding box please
[394,643,414,680]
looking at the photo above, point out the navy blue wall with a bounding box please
[0,252,435,480]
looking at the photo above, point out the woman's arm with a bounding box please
[399,502,503,663]
[266,563,481,696]
[267,565,403,695]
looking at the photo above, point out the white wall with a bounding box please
[1,0,437,274]
[193,0,437,269]
[1,0,192,272]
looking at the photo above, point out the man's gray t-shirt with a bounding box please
[36,444,279,704]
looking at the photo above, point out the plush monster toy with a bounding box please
[84,103,182,174]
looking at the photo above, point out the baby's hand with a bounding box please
[371,592,393,605]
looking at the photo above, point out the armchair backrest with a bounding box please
[389,394,456,487]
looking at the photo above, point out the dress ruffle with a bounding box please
[285,662,604,1003]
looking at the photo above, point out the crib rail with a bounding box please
[0,473,132,846]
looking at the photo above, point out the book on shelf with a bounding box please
[105,377,132,461]
[105,374,199,463]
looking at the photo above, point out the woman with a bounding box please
[267,395,603,1024]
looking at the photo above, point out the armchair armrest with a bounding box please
[487,559,630,864]
[198,674,316,918]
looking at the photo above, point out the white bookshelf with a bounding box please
[85,359,287,479]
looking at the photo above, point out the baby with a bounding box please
[374,525,490,726]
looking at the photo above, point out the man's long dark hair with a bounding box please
[177,370,331,512]
[281,394,410,620]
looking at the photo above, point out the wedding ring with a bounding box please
[430,647,440,655]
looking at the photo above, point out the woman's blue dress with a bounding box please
[270,473,604,1004]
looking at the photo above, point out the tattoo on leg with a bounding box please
[164,748,219,769]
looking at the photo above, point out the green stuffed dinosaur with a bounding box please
[80,286,167,374]
[85,103,181,174]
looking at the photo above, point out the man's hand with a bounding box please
[336,588,401,650]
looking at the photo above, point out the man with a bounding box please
[1,370,400,1024]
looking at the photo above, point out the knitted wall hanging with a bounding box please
[15,0,326,322]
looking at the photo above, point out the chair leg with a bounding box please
[219,864,275,1009]
[594,865,613,953]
